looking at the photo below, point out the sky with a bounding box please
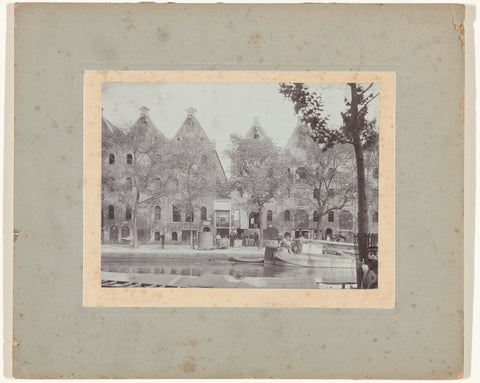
[102,82,379,174]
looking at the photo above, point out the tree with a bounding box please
[287,125,356,239]
[227,134,289,247]
[171,135,213,248]
[280,82,378,259]
[103,118,174,248]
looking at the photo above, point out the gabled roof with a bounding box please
[129,106,167,141]
[285,121,310,161]
[173,107,211,144]
[245,117,268,140]
[102,115,124,137]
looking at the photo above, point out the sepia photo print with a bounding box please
[99,79,380,290]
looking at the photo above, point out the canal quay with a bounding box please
[101,244,358,289]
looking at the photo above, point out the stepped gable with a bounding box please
[129,106,167,141]
[244,117,268,140]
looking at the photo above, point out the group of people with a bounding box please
[278,232,302,254]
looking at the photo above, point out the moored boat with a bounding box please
[229,256,264,264]
[264,240,356,269]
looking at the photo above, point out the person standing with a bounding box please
[160,233,165,249]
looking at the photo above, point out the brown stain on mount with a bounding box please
[180,356,196,374]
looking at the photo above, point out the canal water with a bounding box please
[101,253,357,286]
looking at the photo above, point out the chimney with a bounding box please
[186,107,197,118]
[139,106,150,116]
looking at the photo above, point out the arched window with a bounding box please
[108,205,114,219]
[185,211,194,222]
[126,178,132,191]
[328,211,335,222]
[296,167,307,183]
[127,154,133,164]
[313,211,319,222]
[109,153,115,164]
[373,211,379,223]
[172,232,178,241]
[172,205,181,222]
[267,210,273,221]
[373,167,379,179]
[154,206,161,220]
[200,206,207,221]
[284,210,291,221]
[121,226,130,238]
[125,206,132,220]
[155,232,161,241]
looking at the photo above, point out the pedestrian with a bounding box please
[280,232,292,253]
[160,233,165,249]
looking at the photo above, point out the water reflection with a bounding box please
[102,253,357,285]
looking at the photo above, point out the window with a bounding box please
[155,232,161,241]
[267,210,272,221]
[172,232,178,241]
[126,178,132,191]
[109,153,115,164]
[284,210,291,221]
[108,205,114,219]
[328,188,335,198]
[313,211,319,222]
[200,206,207,221]
[121,226,130,238]
[154,206,161,220]
[296,167,307,183]
[373,167,379,179]
[185,211,194,222]
[328,211,334,222]
[172,205,181,222]
[373,211,378,223]
[127,154,133,164]
[125,206,132,220]
[215,211,229,223]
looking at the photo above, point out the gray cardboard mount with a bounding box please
[12,3,464,379]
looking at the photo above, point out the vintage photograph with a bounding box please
[99,80,380,290]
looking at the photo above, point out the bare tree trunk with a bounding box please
[258,207,263,249]
[132,207,139,249]
[189,217,193,249]
[316,218,322,239]
[350,84,369,254]
[349,84,369,289]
